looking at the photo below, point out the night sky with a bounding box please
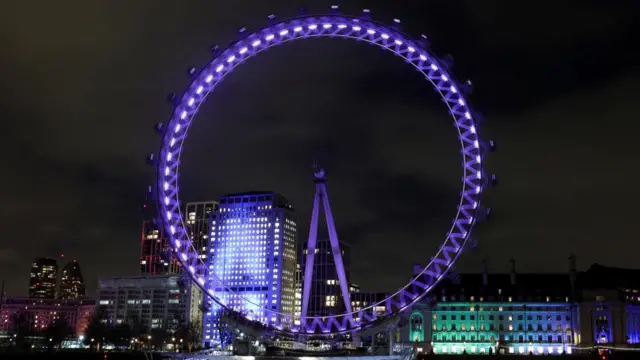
[1,1,639,297]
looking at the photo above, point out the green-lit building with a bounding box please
[401,258,640,355]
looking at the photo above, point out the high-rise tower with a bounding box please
[301,238,352,317]
[141,219,181,275]
[202,192,297,347]
[29,258,58,299]
[184,201,218,262]
[140,186,180,275]
[59,260,87,300]
[301,168,353,322]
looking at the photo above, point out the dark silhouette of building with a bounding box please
[140,186,181,275]
[29,258,58,299]
[184,200,218,261]
[301,238,352,317]
[140,218,181,275]
[58,260,86,300]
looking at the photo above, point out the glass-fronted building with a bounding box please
[202,191,297,347]
[29,257,58,299]
[59,260,86,300]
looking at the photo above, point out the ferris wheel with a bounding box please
[151,6,494,336]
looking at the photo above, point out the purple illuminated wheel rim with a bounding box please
[156,13,485,335]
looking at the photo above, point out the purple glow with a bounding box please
[156,13,485,335]
[301,170,354,327]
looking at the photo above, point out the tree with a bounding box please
[149,328,169,349]
[83,314,107,351]
[42,318,74,351]
[213,309,233,348]
[176,320,202,352]
[9,311,33,351]
[106,323,132,348]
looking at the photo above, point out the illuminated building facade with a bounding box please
[402,258,640,354]
[202,192,297,347]
[294,263,302,325]
[97,275,202,331]
[403,260,579,355]
[140,184,182,278]
[185,201,218,261]
[350,286,388,321]
[576,263,640,346]
[0,297,95,336]
[58,260,86,300]
[140,219,180,275]
[300,168,355,324]
[29,258,58,299]
[301,238,351,317]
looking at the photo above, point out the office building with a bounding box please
[185,200,218,261]
[301,238,352,317]
[294,263,302,325]
[97,275,202,331]
[576,263,640,345]
[350,285,388,322]
[140,218,181,275]
[140,186,181,275]
[0,297,95,336]
[29,258,58,299]
[58,260,86,300]
[202,192,297,347]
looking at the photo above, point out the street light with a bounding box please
[148,335,152,350]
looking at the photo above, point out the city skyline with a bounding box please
[1,0,639,298]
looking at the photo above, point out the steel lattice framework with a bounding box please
[155,10,488,336]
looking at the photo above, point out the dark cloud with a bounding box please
[0,0,639,296]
